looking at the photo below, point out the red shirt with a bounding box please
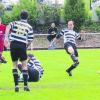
[0,24,6,40]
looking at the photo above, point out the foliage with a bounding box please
[96,7,100,20]
[64,0,86,32]
[43,5,60,25]
[81,21,100,32]
[0,3,4,16]
[2,0,37,27]
[2,0,61,28]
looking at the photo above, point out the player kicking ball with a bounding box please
[49,20,83,76]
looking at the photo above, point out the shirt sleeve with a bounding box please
[9,22,14,29]
[28,26,34,42]
[56,29,64,39]
[75,32,81,40]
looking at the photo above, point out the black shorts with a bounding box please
[64,42,78,57]
[47,34,56,42]
[10,41,27,62]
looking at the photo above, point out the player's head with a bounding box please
[51,23,55,28]
[20,10,28,20]
[67,20,74,30]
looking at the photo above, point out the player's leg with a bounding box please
[65,46,74,76]
[12,61,19,92]
[17,64,23,82]
[10,41,19,92]
[20,45,30,91]
[1,56,7,63]
[0,41,7,63]
[0,41,4,63]
[48,35,56,49]
[21,60,30,91]
[65,43,79,76]
[69,46,79,64]
[47,35,53,49]
[47,35,52,42]
[67,47,79,76]
[51,34,57,49]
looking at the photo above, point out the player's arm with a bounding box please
[52,27,59,35]
[75,32,83,40]
[4,24,11,48]
[27,27,34,48]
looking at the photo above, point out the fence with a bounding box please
[28,33,100,50]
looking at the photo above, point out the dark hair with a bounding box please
[20,10,28,20]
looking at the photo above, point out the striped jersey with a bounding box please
[9,20,33,44]
[27,56,44,77]
[59,28,81,45]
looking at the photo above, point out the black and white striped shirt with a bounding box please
[57,28,81,45]
[9,20,33,44]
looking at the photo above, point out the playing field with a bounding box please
[0,49,100,100]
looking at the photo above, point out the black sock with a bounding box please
[12,69,19,86]
[67,65,75,72]
[22,70,28,86]
[67,62,79,72]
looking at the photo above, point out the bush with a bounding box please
[2,0,38,27]
[42,4,61,25]
[0,3,4,16]
[64,0,86,32]
[2,0,61,28]
[81,21,100,32]
[96,7,100,20]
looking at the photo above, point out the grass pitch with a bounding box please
[0,49,100,100]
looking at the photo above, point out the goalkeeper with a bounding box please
[47,23,59,49]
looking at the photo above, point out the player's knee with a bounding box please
[73,61,79,68]
[21,60,27,70]
[13,61,18,69]
[68,47,74,54]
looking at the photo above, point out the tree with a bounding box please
[2,0,38,27]
[43,4,60,25]
[96,7,100,21]
[64,0,86,32]
[0,3,4,16]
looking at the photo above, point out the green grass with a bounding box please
[0,49,100,100]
